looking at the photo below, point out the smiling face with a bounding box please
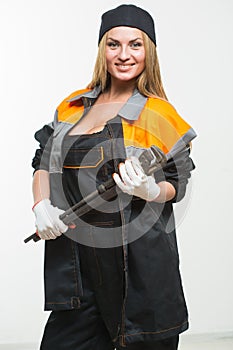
[105,26,146,85]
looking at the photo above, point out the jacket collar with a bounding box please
[67,86,148,121]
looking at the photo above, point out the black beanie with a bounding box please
[98,4,156,46]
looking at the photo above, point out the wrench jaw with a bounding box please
[139,146,167,176]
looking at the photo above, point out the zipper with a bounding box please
[107,119,128,348]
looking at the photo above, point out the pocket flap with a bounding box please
[63,146,104,169]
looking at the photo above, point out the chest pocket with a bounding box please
[63,146,104,169]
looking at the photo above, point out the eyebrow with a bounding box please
[107,37,143,43]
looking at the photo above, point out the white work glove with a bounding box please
[113,157,160,201]
[33,199,68,240]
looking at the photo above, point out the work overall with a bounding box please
[32,87,196,349]
[40,117,179,350]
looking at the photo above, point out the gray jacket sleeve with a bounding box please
[155,146,195,203]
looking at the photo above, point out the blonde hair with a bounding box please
[87,31,168,100]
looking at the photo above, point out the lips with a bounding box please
[115,63,135,71]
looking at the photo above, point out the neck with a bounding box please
[104,79,136,102]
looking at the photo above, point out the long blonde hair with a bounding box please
[87,30,168,100]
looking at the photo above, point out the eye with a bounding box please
[107,41,119,48]
[130,42,143,48]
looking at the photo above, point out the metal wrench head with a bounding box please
[139,146,167,175]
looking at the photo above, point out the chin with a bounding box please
[114,74,138,82]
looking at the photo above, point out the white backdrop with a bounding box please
[0,0,233,345]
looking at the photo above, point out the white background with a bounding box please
[0,0,233,345]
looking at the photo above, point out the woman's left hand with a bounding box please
[113,157,160,201]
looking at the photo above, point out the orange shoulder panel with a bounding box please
[56,88,90,124]
[122,97,192,154]
[146,97,191,136]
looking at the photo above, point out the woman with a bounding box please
[32,4,196,350]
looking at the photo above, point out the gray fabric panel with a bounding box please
[49,123,74,173]
[67,86,101,102]
[118,93,147,121]
[67,86,147,121]
[167,128,197,160]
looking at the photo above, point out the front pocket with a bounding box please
[63,146,104,169]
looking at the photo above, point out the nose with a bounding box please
[118,45,130,61]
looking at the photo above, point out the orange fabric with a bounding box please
[56,89,192,154]
[122,98,192,154]
[57,88,89,124]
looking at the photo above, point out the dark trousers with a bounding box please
[40,245,179,350]
[40,308,179,350]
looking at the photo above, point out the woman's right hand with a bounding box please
[32,199,68,240]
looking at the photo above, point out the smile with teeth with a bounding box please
[115,63,135,70]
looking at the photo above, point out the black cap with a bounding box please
[98,4,156,46]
